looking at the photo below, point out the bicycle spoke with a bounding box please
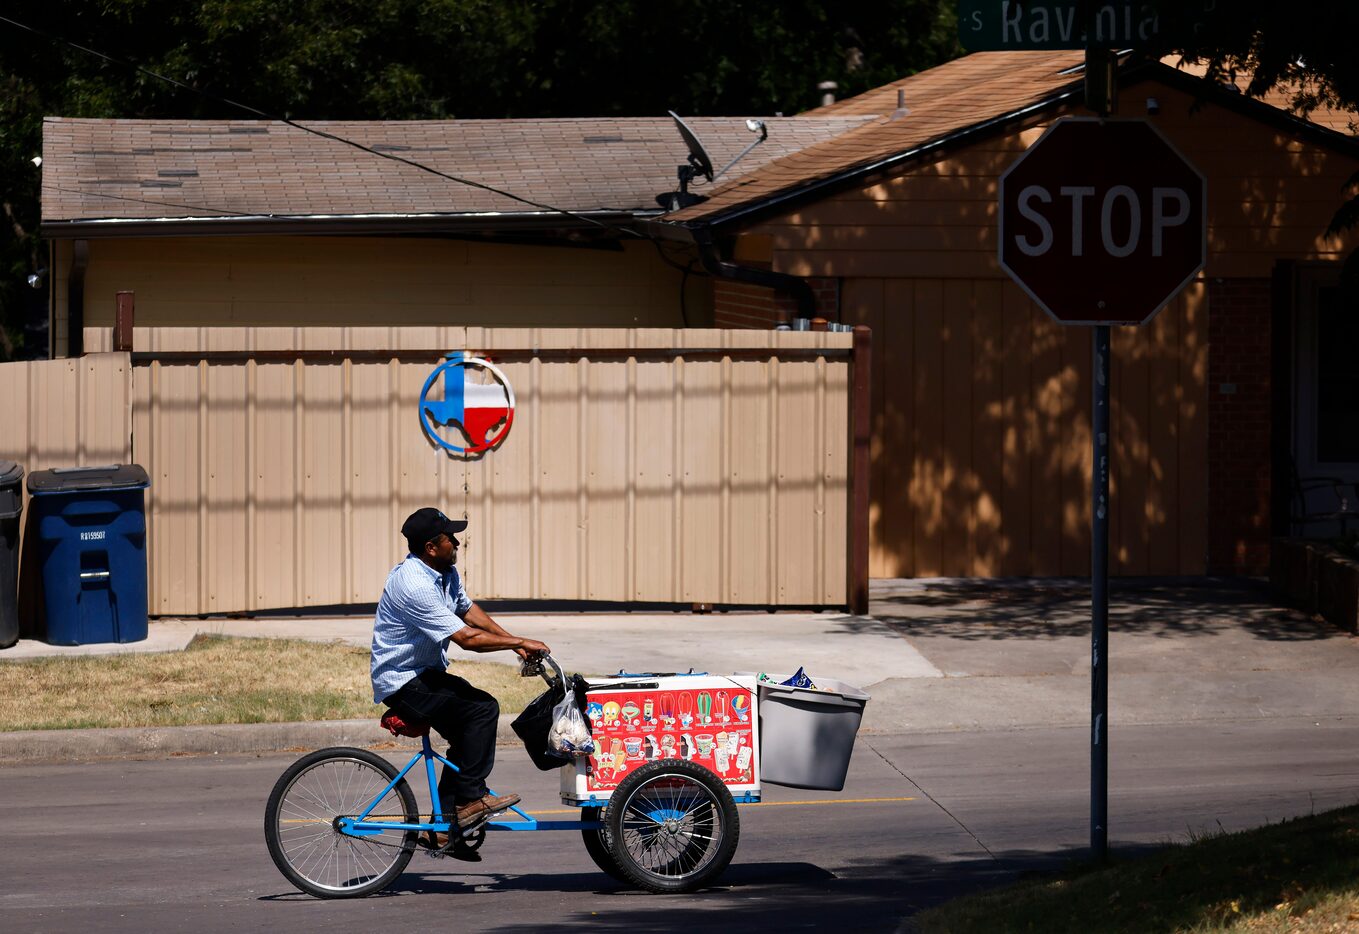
[615,772,725,880]
[269,754,414,895]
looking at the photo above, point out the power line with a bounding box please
[0,13,643,237]
[42,184,255,218]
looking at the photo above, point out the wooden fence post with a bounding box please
[113,291,135,352]
[849,325,872,615]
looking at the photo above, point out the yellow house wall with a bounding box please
[60,234,707,335]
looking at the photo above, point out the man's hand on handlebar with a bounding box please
[517,643,553,678]
[514,639,551,660]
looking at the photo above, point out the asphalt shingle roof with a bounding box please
[663,51,1359,225]
[41,115,872,226]
[664,51,1087,223]
[41,52,1359,235]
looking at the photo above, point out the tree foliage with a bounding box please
[1144,1,1359,289]
[5,3,1359,358]
[0,0,960,359]
[1147,1,1359,120]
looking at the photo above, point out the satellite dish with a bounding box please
[657,112,770,212]
[669,111,714,183]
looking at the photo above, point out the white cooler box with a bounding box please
[561,673,761,806]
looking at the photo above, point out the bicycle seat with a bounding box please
[380,711,429,738]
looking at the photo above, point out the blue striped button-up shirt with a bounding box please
[370,555,473,703]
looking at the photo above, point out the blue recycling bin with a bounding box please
[27,465,150,645]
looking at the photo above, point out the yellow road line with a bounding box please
[522,796,917,816]
[746,796,917,808]
[280,796,918,824]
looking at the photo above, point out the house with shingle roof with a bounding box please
[39,51,1359,583]
[39,114,868,355]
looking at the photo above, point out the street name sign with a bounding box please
[958,1,1161,51]
[998,117,1206,326]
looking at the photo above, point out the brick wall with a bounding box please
[1207,277,1274,575]
[713,274,840,328]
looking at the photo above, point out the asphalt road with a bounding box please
[3,717,1357,933]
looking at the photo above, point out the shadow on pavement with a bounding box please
[337,844,1169,933]
[869,578,1331,643]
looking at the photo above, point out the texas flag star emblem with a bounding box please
[419,353,516,456]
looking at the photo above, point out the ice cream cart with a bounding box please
[265,656,868,897]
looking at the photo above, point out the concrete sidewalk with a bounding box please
[1,577,1356,764]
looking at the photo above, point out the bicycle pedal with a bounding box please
[445,842,482,863]
[428,834,483,862]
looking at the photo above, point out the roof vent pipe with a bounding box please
[892,88,910,119]
[818,80,838,107]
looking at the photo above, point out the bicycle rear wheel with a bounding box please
[264,747,419,898]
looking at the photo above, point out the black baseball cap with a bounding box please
[401,507,468,553]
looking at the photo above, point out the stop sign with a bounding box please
[998,118,1206,325]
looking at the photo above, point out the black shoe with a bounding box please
[427,830,483,862]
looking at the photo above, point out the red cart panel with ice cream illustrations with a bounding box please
[560,674,760,805]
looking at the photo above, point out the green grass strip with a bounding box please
[0,633,544,732]
[912,805,1359,933]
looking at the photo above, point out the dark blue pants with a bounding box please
[383,669,500,810]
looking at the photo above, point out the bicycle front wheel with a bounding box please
[605,760,740,893]
[264,747,419,898]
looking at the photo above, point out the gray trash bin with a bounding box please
[756,674,870,791]
[0,461,22,649]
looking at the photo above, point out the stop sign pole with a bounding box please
[1086,47,1113,863]
[999,47,1208,865]
[1091,304,1111,863]
[986,22,1205,866]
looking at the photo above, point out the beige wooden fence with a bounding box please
[84,327,858,616]
[0,353,132,632]
[0,352,132,475]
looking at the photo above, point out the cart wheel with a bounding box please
[580,806,626,882]
[605,760,739,894]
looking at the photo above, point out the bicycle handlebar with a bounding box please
[519,651,565,686]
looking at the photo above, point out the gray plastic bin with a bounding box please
[755,675,869,791]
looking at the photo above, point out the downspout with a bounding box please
[67,239,88,358]
[691,226,817,320]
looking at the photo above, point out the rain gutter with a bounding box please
[696,227,817,319]
[40,209,657,240]
[642,221,817,320]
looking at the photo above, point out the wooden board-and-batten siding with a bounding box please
[743,81,1348,577]
[82,327,854,616]
[838,277,1207,578]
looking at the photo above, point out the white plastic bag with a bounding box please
[547,693,594,757]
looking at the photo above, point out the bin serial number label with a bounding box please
[80,530,107,541]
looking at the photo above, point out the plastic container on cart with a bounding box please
[754,674,870,792]
[0,461,23,649]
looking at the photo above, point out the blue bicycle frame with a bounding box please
[335,730,603,839]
